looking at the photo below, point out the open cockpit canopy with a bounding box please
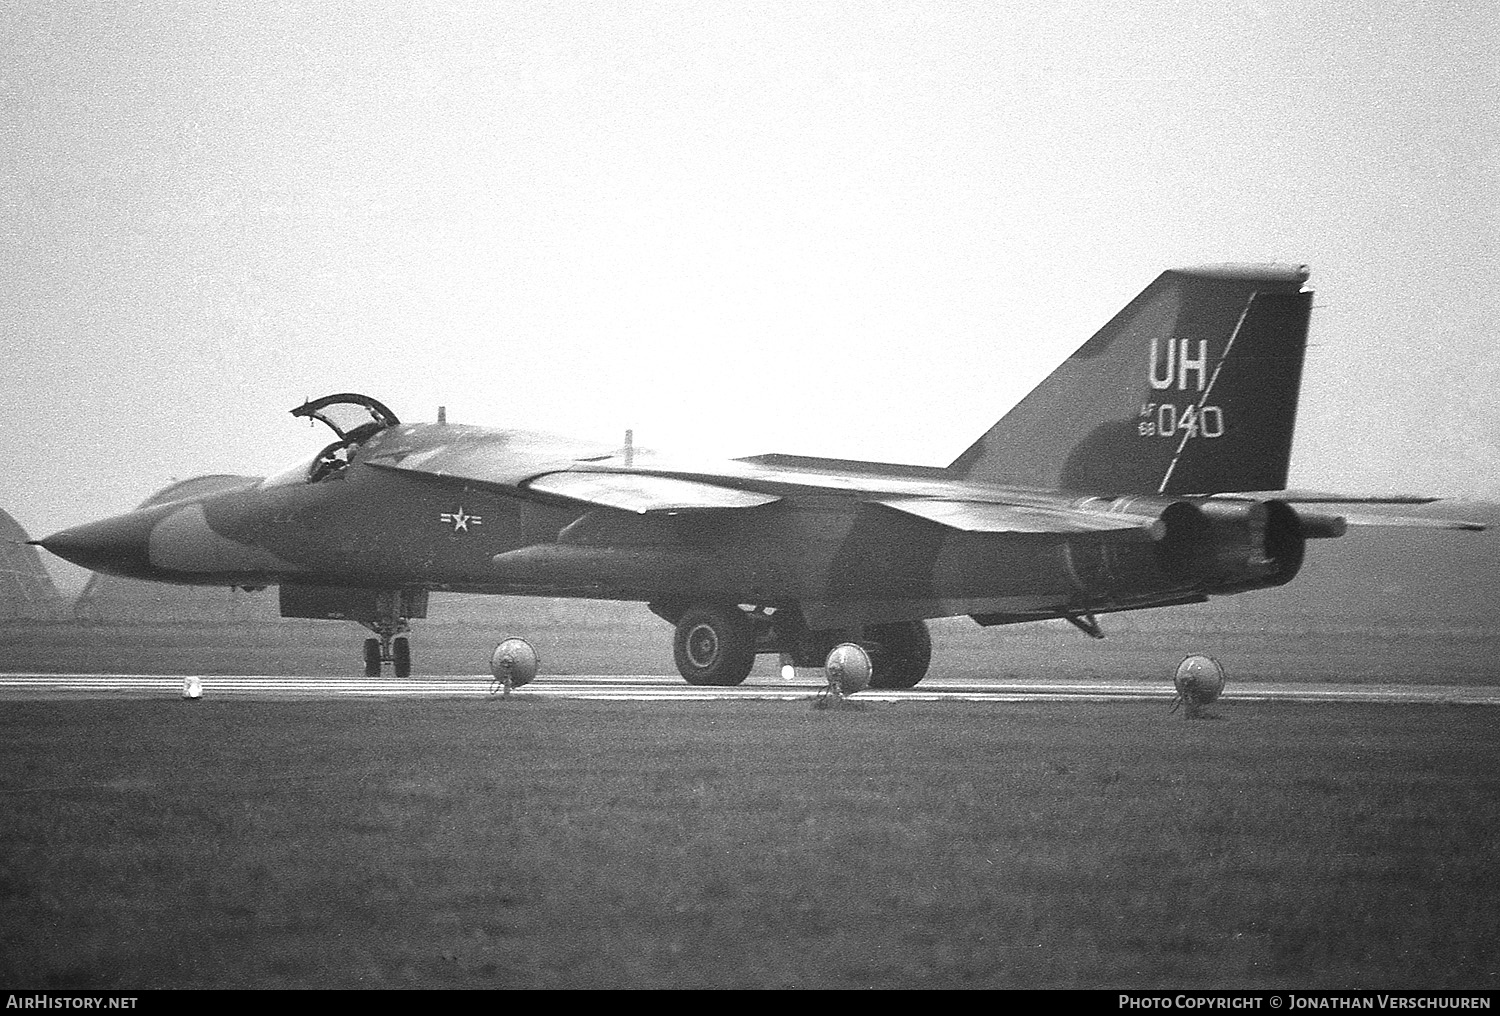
[291,393,400,443]
[262,393,402,488]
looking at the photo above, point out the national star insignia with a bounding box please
[439,508,483,532]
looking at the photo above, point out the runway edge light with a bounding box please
[490,637,540,696]
[1172,654,1225,719]
[817,642,873,710]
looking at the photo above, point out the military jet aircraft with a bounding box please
[38,264,1482,685]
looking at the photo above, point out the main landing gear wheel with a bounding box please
[861,620,932,689]
[361,623,413,678]
[349,589,422,678]
[673,605,756,687]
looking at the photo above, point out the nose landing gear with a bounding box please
[279,585,429,680]
[361,622,412,678]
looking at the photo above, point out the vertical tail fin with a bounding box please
[948,264,1313,495]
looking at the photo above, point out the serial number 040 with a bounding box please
[1138,403,1224,439]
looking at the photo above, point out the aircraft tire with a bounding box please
[863,620,932,689]
[363,638,382,678]
[673,605,756,686]
[393,637,412,679]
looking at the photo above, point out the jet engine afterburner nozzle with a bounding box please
[1152,498,1307,594]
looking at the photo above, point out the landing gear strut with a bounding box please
[361,619,412,678]
[356,590,421,678]
[279,585,427,679]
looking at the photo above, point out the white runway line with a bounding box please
[1,673,1498,704]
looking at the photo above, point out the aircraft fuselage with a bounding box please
[45,456,1202,630]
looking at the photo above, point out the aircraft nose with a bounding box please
[38,510,161,578]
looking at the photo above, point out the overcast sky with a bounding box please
[4,1,1496,573]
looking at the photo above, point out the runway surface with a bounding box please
[2,672,1498,704]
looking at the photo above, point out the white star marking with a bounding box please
[439,508,483,532]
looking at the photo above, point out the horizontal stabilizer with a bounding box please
[1228,494,1489,533]
[1336,512,1486,532]
[1213,491,1441,505]
[874,498,1163,537]
[526,471,782,514]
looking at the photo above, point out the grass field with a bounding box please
[2,696,1497,989]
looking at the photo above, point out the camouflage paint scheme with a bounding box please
[39,265,1482,686]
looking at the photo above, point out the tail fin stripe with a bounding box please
[1157,292,1258,494]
